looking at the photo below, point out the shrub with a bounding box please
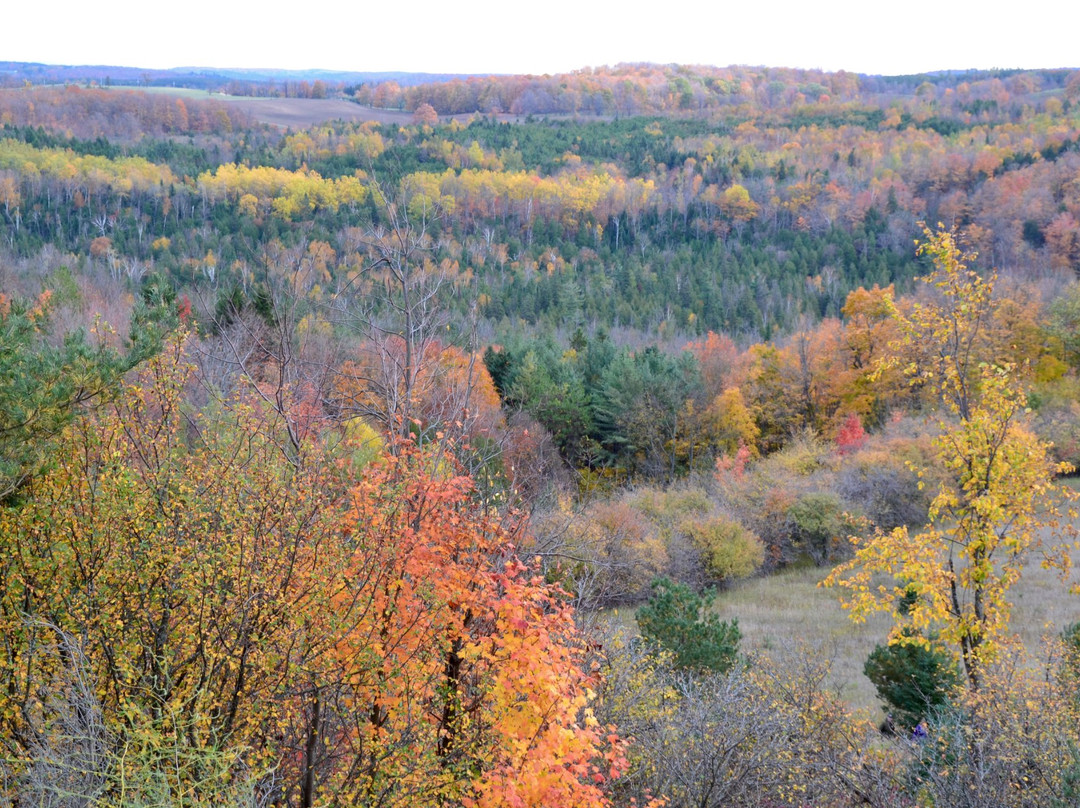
[502,411,571,508]
[837,446,931,530]
[628,485,711,522]
[717,432,851,570]
[1063,622,1080,701]
[786,491,849,565]
[864,631,959,730]
[772,430,834,476]
[624,484,720,587]
[341,416,385,471]
[1032,400,1080,470]
[911,657,1080,808]
[682,514,764,583]
[599,641,900,808]
[589,499,668,601]
[834,412,868,455]
[530,497,666,606]
[637,577,740,673]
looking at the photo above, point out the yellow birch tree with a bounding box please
[823,225,1077,689]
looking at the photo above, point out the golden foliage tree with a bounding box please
[824,226,1077,688]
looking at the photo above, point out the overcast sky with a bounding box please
[7,0,1079,76]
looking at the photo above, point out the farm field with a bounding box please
[103,86,413,127]
[225,98,414,127]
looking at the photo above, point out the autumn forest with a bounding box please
[2,61,1080,807]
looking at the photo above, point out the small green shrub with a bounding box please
[864,631,959,730]
[637,577,741,673]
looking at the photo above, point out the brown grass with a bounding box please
[606,516,1080,719]
[210,97,614,129]
[713,565,893,715]
[115,85,617,128]
[221,99,411,128]
[722,524,1080,716]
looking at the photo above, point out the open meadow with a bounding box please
[716,541,1079,715]
[607,510,1080,718]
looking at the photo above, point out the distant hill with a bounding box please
[183,67,485,86]
[0,61,481,92]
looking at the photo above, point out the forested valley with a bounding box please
[2,63,1080,807]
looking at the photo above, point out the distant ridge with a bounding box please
[0,61,482,90]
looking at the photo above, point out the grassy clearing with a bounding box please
[100,85,231,99]
[724,526,1080,716]
[222,99,410,128]
[599,565,895,715]
[713,565,893,714]
[604,517,1080,719]
[756,544,1074,708]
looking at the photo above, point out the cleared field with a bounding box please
[98,87,411,127]
[224,99,414,128]
[720,551,1077,714]
[95,86,613,128]
[106,86,229,99]
[714,564,892,714]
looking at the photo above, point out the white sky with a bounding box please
[7,0,1079,77]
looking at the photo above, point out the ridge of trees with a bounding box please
[354,63,1080,118]
[0,85,252,139]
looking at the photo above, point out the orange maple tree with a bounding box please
[0,331,624,807]
[308,446,625,806]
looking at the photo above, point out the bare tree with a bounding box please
[194,236,340,465]
[19,622,111,808]
[331,187,452,444]
[328,182,507,489]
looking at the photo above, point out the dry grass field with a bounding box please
[105,85,614,128]
[608,514,1080,719]
[224,99,415,128]
[715,546,1079,716]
